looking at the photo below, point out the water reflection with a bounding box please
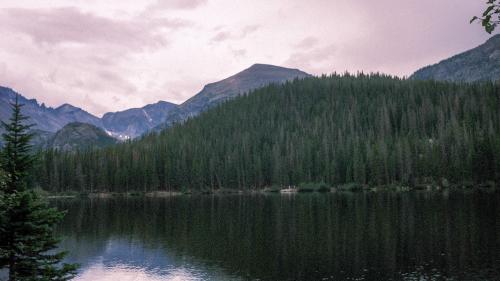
[60,236,241,281]
[54,191,500,281]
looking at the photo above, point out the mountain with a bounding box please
[1,64,308,140]
[54,103,103,128]
[0,86,101,132]
[35,74,500,192]
[0,86,177,141]
[30,129,55,148]
[0,86,105,147]
[102,101,177,139]
[0,86,85,133]
[155,64,310,130]
[45,122,117,151]
[411,34,500,82]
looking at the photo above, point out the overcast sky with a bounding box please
[0,0,496,116]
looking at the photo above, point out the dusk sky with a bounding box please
[0,0,496,116]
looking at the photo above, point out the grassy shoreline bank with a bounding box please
[42,182,498,199]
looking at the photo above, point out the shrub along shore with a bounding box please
[42,180,498,199]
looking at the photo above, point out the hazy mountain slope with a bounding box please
[30,129,55,148]
[54,104,103,128]
[0,86,177,140]
[156,64,310,130]
[0,86,74,132]
[2,64,308,139]
[411,34,500,82]
[102,101,177,139]
[46,122,118,151]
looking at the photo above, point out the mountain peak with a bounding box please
[56,103,80,112]
[47,122,117,151]
[247,63,287,70]
[218,64,310,85]
[2,64,311,139]
[154,64,310,131]
[147,100,177,107]
[242,63,309,76]
[0,86,23,100]
[410,35,500,82]
[102,100,178,139]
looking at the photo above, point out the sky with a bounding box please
[0,0,496,116]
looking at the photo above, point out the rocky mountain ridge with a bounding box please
[45,122,118,151]
[0,86,177,141]
[0,64,310,143]
[411,34,500,82]
[155,63,311,130]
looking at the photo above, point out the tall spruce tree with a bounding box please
[0,95,77,281]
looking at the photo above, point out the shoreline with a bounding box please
[44,184,498,199]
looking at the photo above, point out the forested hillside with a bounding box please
[44,122,118,151]
[34,74,500,192]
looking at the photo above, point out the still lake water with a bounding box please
[53,191,500,281]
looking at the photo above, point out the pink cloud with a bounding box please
[0,0,494,117]
[241,25,260,36]
[294,36,319,49]
[231,49,247,57]
[211,31,232,42]
[0,7,190,50]
[146,0,207,11]
[210,25,260,42]
[284,44,337,73]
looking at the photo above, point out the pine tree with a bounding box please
[0,95,77,281]
[1,95,34,193]
[33,74,500,191]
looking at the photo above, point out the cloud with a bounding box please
[146,0,207,11]
[294,36,319,49]
[83,94,109,116]
[92,71,138,94]
[211,25,260,43]
[211,31,232,42]
[0,0,492,117]
[0,6,195,116]
[158,77,213,104]
[0,7,190,50]
[241,25,260,36]
[284,44,337,73]
[231,49,247,57]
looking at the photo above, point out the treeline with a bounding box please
[33,74,500,192]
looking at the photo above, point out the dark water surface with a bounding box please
[53,191,500,281]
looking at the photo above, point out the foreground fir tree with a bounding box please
[0,95,77,281]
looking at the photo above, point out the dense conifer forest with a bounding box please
[33,74,500,192]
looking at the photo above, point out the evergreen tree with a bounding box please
[1,95,35,193]
[34,75,500,192]
[0,95,77,281]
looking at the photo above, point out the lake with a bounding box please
[53,190,500,281]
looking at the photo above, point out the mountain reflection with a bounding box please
[53,191,500,281]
